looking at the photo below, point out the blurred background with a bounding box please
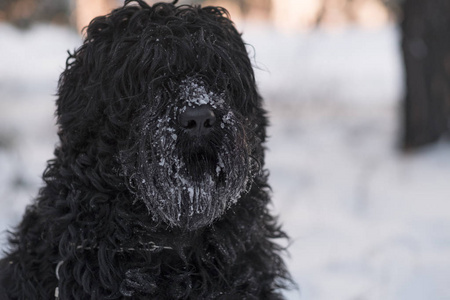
[1,0,450,299]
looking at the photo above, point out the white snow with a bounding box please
[1,22,450,300]
[179,78,225,108]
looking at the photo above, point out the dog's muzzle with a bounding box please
[121,81,253,230]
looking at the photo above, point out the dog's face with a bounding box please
[56,1,267,231]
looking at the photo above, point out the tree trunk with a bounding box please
[401,0,450,150]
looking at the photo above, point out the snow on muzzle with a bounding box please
[120,87,255,231]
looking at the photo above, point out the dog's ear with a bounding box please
[56,17,118,150]
[56,4,141,149]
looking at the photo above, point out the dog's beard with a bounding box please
[122,104,255,231]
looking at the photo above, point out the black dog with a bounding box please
[0,0,292,298]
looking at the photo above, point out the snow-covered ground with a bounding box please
[1,22,450,300]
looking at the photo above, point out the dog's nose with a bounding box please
[179,105,216,136]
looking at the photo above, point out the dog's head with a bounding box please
[56,0,267,231]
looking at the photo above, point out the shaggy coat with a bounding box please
[0,0,292,299]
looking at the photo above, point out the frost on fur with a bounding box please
[120,79,257,230]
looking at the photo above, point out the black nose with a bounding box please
[179,105,216,136]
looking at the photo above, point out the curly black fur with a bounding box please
[0,1,293,299]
